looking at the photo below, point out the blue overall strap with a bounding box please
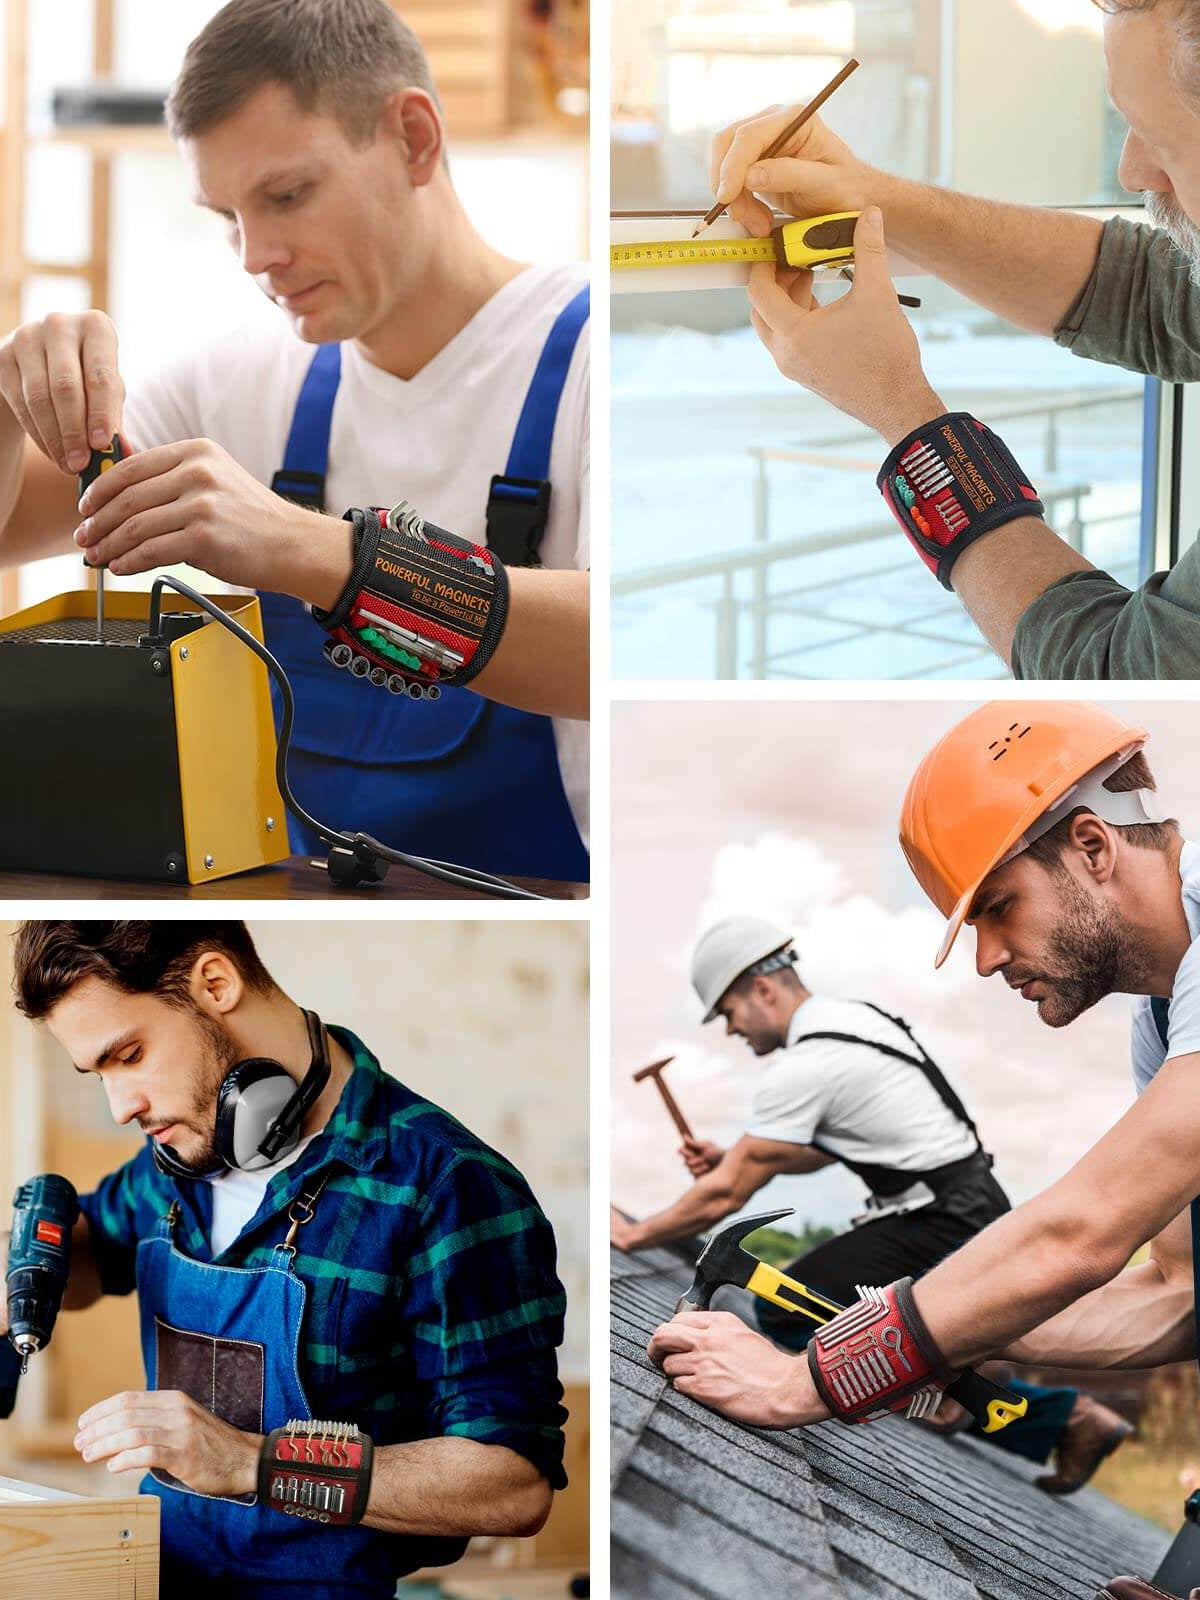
[486,283,589,567]
[271,343,342,509]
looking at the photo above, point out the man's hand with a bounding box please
[75,1389,263,1496]
[747,207,945,445]
[0,312,124,475]
[74,437,352,605]
[611,1206,639,1252]
[711,104,874,238]
[648,1311,830,1429]
[679,1137,724,1177]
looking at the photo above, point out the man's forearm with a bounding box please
[281,514,588,720]
[872,171,1104,338]
[362,1437,551,1537]
[948,518,1096,669]
[620,1177,743,1251]
[1004,1257,1196,1371]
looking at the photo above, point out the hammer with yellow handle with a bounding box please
[674,1206,1029,1435]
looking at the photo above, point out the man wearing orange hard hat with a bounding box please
[648,701,1198,1600]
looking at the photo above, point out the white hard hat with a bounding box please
[691,916,796,1023]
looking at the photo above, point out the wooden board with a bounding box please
[0,1486,158,1598]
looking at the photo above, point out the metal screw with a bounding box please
[204,854,214,869]
[120,1528,131,1542]
[151,657,166,676]
[266,817,276,832]
[179,646,189,661]
[166,860,179,875]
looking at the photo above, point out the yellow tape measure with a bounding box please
[611,211,860,273]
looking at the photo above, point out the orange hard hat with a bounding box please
[900,702,1151,968]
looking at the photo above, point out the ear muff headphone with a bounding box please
[153,1008,331,1180]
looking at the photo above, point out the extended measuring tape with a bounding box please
[610,210,860,273]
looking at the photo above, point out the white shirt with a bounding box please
[748,995,978,1173]
[207,1133,318,1257]
[122,262,590,841]
[1132,840,1200,1092]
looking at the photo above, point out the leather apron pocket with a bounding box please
[153,1315,266,1504]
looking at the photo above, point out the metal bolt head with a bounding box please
[151,657,166,676]
[119,1528,131,1542]
[266,817,276,832]
[204,854,214,870]
[166,859,179,875]
[179,646,189,660]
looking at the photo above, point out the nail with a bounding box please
[90,426,109,447]
[67,449,88,472]
[75,520,92,545]
[748,166,767,186]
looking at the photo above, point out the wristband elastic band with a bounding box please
[878,413,1044,589]
[258,1418,374,1526]
[314,501,509,698]
[807,1278,955,1426]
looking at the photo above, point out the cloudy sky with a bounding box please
[611,696,1200,1237]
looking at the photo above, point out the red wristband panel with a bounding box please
[313,501,510,700]
[807,1279,954,1426]
[258,1419,375,1526]
[877,413,1044,589]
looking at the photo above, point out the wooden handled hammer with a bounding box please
[632,1057,695,1142]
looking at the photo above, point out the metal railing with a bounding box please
[612,385,1142,678]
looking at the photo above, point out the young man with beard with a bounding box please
[0,0,589,882]
[647,702,1198,1599]
[705,0,1200,678]
[3,921,567,1600]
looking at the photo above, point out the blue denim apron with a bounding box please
[135,1196,395,1598]
[259,286,590,882]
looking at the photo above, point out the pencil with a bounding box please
[693,57,860,238]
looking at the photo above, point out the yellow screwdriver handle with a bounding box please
[775,210,861,270]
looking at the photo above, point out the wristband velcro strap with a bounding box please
[313,501,510,697]
[877,413,1044,589]
[807,1278,956,1426]
[257,1419,374,1526]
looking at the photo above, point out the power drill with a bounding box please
[5,1174,78,1377]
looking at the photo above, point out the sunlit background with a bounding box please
[611,0,1150,680]
[1,0,588,616]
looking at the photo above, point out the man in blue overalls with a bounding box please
[0,0,589,883]
[645,703,1200,1600]
[6,920,568,1600]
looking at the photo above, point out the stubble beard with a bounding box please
[1028,874,1148,1028]
[155,1014,240,1174]
[1145,190,1200,287]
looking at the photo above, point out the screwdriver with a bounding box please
[79,436,124,643]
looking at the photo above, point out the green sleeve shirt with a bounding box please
[1009,216,1200,679]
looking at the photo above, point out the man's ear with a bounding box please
[1067,812,1118,886]
[379,87,443,186]
[188,951,244,1018]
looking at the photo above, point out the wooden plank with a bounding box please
[0,1493,158,1598]
[89,0,115,313]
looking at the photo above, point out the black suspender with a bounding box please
[791,1001,985,1155]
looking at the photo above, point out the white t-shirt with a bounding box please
[122,262,590,841]
[207,1133,318,1257]
[1132,840,1200,1093]
[748,995,978,1174]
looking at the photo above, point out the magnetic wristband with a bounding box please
[807,1278,956,1426]
[877,413,1044,589]
[313,500,510,699]
[258,1419,374,1526]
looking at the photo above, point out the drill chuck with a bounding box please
[6,1174,78,1375]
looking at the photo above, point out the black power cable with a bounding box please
[147,577,544,901]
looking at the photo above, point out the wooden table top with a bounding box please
[0,855,586,902]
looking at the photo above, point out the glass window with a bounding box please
[611,0,1147,680]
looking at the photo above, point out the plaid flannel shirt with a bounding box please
[79,1027,569,1507]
